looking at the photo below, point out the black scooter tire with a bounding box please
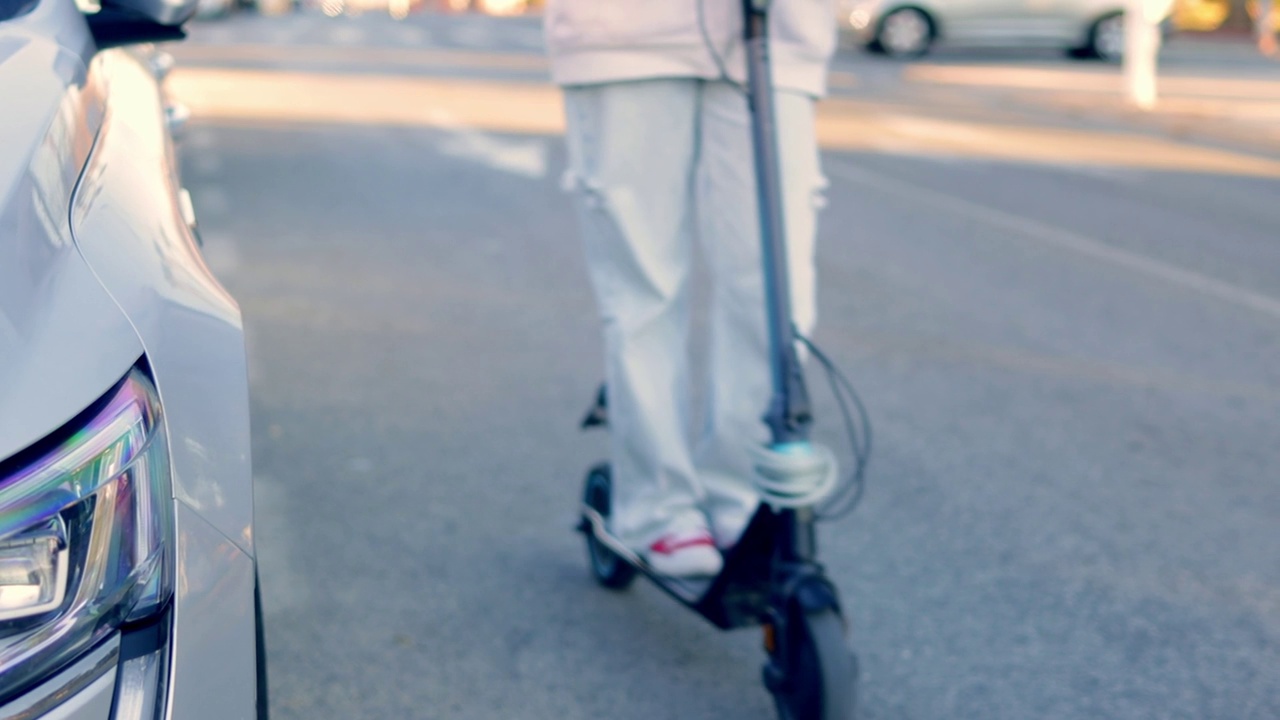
[582,465,638,590]
[773,609,857,720]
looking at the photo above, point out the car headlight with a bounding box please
[0,368,173,703]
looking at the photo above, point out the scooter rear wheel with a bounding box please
[582,464,638,590]
[772,608,857,720]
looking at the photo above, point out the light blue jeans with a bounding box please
[562,79,826,549]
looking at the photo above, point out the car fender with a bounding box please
[70,48,255,557]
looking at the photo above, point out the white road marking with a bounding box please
[428,108,548,178]
[439,132,547,178]
[828,162,1280,322]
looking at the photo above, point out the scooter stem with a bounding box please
[742,0,813,446]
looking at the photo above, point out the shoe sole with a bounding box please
[646,547,723,578]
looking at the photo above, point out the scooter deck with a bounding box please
[579,503,780,630]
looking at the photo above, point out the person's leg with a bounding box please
[1260,0,1277,56]
[563,80,721,574]
[693,83,826,548]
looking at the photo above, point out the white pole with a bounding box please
[1123,0,1160,109]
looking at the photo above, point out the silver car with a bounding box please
[840,0,1138,60]
[1,0,264,717]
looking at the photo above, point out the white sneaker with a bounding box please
[643,528,723,578]
[710,512,752,551]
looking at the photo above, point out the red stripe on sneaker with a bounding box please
[649,534,716,555]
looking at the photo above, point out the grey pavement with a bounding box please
[176,10,1280,719]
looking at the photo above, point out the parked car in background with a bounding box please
[0,0,265,717]
[194,0,236,19]
[439,0,540,14]
[316,0,419,19]
[839,0,1173,60]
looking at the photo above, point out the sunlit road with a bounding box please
[172,11,1280,719]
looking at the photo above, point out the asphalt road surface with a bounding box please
[171,11,1280,720]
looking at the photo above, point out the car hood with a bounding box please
[0,31,144,463]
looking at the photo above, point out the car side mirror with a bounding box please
[85,0,196,49]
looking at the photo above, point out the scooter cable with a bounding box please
[796,334,873,521]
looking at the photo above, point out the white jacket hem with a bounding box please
[551,47,827,97]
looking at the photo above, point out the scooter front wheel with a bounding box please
[582,464,638,590]
[770,608,857,720]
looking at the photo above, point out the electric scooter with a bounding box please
[576,1,867,718]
